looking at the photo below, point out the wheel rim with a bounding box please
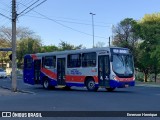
[44,80,49,88]
[88,80,95,89]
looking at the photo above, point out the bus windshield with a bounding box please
[112,54,134,77]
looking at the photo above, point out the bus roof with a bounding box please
[24,47,129,57]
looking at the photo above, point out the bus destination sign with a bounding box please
[112,48,129,54]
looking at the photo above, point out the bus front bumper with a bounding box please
[109,80,135,88]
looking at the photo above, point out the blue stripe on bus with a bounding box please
[49,79,57,86]
[66,83,99,87]
[66,83,84,87]
[109,80,135,88]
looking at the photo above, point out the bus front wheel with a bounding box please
[86,78,98,91]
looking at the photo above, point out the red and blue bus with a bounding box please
[23,47,135,91]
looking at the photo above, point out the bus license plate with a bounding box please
[125,84,129,87]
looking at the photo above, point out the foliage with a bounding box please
[0,26,35,67]
[149,43,160,82]
[136,45,151,82]
[58,41,83,50]
[0,26,34,46]
[41,45,59,52]
[112,18,139,48]
[136,13,160,82]
[17,38,42,68]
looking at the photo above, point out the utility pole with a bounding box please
[90,12,95,48]
[112,24,114,42]
[109,37,110,47]
[12,0,17,92]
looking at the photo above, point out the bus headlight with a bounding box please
[112,75,118,81]
[133,77,135,81]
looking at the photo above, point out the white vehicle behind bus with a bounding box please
[0,68,7,78]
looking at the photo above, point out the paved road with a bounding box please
[0,77,160,120]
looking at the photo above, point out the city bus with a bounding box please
[23,47,135,91]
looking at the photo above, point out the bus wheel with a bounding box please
[43,78,50,89]
[106,88,115,92]
[86,78,98,91]
[63,86,71,90]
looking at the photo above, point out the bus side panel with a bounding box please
[66,68,99,87]
[65,75,85,87]
[23,55,35,85]
[40,68,58,86]
[65,75,99,87]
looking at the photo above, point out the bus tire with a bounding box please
[43,78,50,90]
[86,78,98,91]
[106,88,115,92]
[63,86,71,90]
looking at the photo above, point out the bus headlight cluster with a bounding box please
[112,75,118,81]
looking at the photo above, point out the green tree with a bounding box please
[41,45,59,52]
[0,38,10,68]
[136,44,152,82]
[17,38,42,68]
[150,47,160,82]
[59,41,83,50]
[136,13,160,82]
[112,18,138,48]
[0,26,35,68]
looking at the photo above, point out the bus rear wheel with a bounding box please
[106,88,115,92]
[43,78,50,89]
[63,86,71,90]
[86,78,98,91]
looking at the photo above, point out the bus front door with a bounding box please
[57,58,66,85]
[98,55,110,87]
[34,59,41,84]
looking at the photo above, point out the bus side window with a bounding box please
[43,56,56,69]
[82,52,96,67]
[67,54,81,68]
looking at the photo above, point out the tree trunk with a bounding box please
[2,59,4,68]
[0,60,3,68]
[154,73,157,83]
[144,72,148,82]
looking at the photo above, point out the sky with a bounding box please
[0,0,160,48]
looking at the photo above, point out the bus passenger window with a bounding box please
[44,56,56,69]
[82,52,96,67]
[67,54,81,68]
